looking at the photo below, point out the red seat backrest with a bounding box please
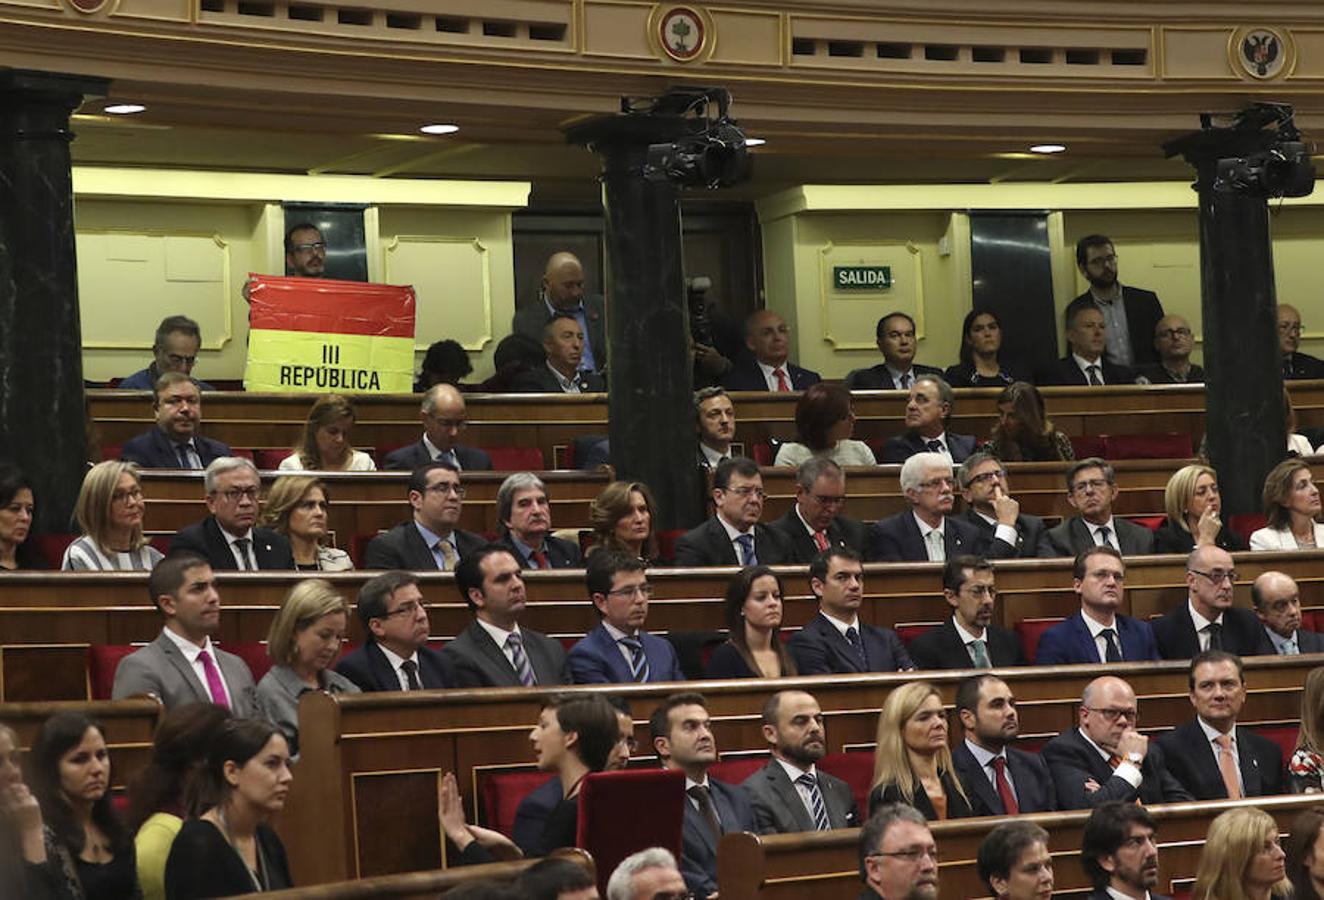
[1069,435,1107,459]
[577,769,685,896]
[1249,724,1299,763]
[477,769,557,833]
[220,641,273,683]
[656,529,685,565]
[101,444,124,461]
[1013,618,1064,665]
[149,535,172,556]
[818,750,875,820]
[1104,433,1193,460]
[87,645,139,700]
[750,442,773,466]
[230,448,254,462]
[481,447,546,470]
[349,533,379,569]
[1129,515,1166,532]
[711,754,768,786]
[252,448,288,470]
[34,534,77,569]
[895,622,939,646]
[1228,513,1268,545]
[1303,610,1323,632]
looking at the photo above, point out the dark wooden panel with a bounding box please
[351,769,443,878]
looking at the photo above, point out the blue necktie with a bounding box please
[620,637,650,682]
[845,626,868,670]
[735,533,757,565]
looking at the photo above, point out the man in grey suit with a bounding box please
[445,544,569,688]
[1045,458,1155,557]
[112,552,257,715]
[743,689,859,834]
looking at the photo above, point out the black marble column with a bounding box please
[567,115,705,530]
[0,70,107,533]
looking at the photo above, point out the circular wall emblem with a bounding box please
[1231,26,1292,80]
[658,6,708,62]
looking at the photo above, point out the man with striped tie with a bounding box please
[444,544,569,688]
[742,689,859,834]
[568,550,684,684]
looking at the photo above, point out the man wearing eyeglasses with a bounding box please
[363,461,484,570]
[957,452,1051,558]
[118,314,216,391]
[336,570,456,691]
[1151,545,1263,659]
[1035,547,1158,665]
[1068,234,1165,369]
[673,457,791,567]
[770,458,866,564]
[908,557,1026,670]
[1045,458,1155,557]
[568,550,684,684]
[1042,675,1192,809]
[867,451,981,562]
[285,222,327,278]
[1278,304,1324,379]
[1140,314,1205,384]
[383,383,492,471]
[1155,650,1284,800]
[857,803,940,899]
[121,373,232,470]
[169,456,293,570]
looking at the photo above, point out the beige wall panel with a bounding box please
[111,0,192,23]
[1270,207,1324,349]
[710,10,780,66]
[791,16,1148,49]
[1160,27,1237,79]
[0,0,60,9]
[1290,30,1324,76]
[583,1,654,59]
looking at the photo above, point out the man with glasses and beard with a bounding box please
[1068,234,1164,369]
[857,804,940,899]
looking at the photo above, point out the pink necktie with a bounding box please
[197,649,230,709]
[1215,733,1242,799]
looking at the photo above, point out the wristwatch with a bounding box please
[1126,752,1143,764]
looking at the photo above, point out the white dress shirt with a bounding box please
[1078,727,1142,787]
[1081,610,1121,664]
[963,738,1018,797]
[218,524,257,570]
[161,627,233,706]
[1073,352,1107,384]
[1086,517,1121,552]
[912,512,946,562]
[757,360,791,391]
[377,643,423,691]
[1188,600,1225,653]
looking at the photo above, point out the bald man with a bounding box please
[1140,314,1205,384]
[1252,571,1324,654]
[383,383,493,471]
[722,310,821,392]
[511,252,606,373]
[1278,304,1324,379]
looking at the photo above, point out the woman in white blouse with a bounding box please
[62,460,163,570]
[257,475,353,572]
[774,382,876,468]
[278,394,376,472]
[1250,458,1324,550]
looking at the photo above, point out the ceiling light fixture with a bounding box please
[420,123,459,135]
[1029,143,1066,154]
[104,103,146,115]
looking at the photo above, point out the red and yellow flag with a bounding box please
[243,275,416,393]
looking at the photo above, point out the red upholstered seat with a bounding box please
[349,533,380,569]
[1069,435,1107,459]
[1129,515,1166,532]
[710,754,768,786]
[1104,433,1193,460]
[1302,610,1323,632]
[576,768,685,895]
[750,442,774,466]
[818,750,875,820]
[87,645,140,700]
[1228,513,1267,545]
[656,529,685,565]
[1250,724,1299,762]
[252,448,288,470]
[220,641,273,683]
[149,535,172,556]
[100,444,123,461]
[481,447,545,470]
[477,769,557,833]
[34,534,77,569]
[895,622,940,646]
[230,448,254,462]
[1014,618,1064,665]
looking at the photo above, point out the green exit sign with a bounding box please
[834,265,892,290]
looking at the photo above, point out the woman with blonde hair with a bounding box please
[62,460,162,571]
[278,394,376,471]
[255,579,359,758]
[1191,806,1290,900]
[257,476,352,571]
[1153,463,1246,554]
[868,682,971,820]
[587,481,657,563]
[1250,459,1324,550]
[1289,667,1324,793]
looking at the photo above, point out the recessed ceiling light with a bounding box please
[1029,143,1066,154]
[420,123,459,135]
[104,103,146,115]
[744,137,766,147]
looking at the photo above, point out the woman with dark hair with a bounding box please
[126,705,231,900]
[29,712,140,899]
[163,718,293,897]
[0,722,64,900]
[705,566,797,679]
[278,394,376,472]
[526,694,620,857]
[774,383,876,467]
[943,310,1029,388]
[0,464,42,571]
[1287,807,1324,900]
[587,481,657,563]
[414,339,473,393]
[985,382,1074,462]
[1251,459,1324,550]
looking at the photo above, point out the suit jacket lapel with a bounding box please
[684,798,717,855]
[203,518,237,570]
[767,764,815,832]
[366,643,399,691]
[1069,518,1093,555]
[403,524,439,570]
[469,623,517,686]
[594,626,631,683]
[523,634,560,685]
[1069,614,1099,663]
[819,616,863,673]
[156,634,210,704]
[899,513,925,560]
[1236,728,1262,795]
[954,744,1000,815]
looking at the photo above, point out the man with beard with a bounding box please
[907,557,1026,669]
[742,690,859,834]
[1068,234,1164,369]
[858,804,940,899]
[951,674,1056,815]
[1140,314,1204,384]
[1080,802,1171,900]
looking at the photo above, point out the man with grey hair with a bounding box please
[880,375,976,464]
[958,451,1051,558]
[1252,570,1324,654]
[1045,457,1154,557]
[121,372,232,469]
[606,847,687,900]
[866,451,981,562]
[169,457,294,569]
[695,386,736,469]
[858,803,939,899]
[497,472,581,569]
[771,457,866,564]
[118,314,216,390]
[384,383,492,471]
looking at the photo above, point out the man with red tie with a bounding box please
[951,674,1056,816]
[722,310,821,392]
[496,472,582,569]
[770,457,866,564]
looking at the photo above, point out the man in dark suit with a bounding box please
[1042,675,1193,809]
[511,313,607,393]
[721,309,820,392]
[958,452,1052,559]
[743,690,859,834]
[1081,803,1171,900]
[568,550,683,683]
[511,251,606,373]
[495,472,581,569]
[866,452,982,562]
[695,386,736,469]
[952,674,1055,815]
[1039,303,1141,386]
[1035,546,1159,665]
[908,557,1026,670]
[1152,545,1263,659]
[444,545,568,688]
[1140,314,1205,384]
[1278,304,1324,379]
[1252,570,1324,654]
[112,552,258,714]
[336,570,455,691]
[1070,234,1165,368]
[844,311,943,390]
[121,372,231,469]
[788,547,913,675]
[858,804,941,900]
[117,315,216,391]
[382,383,492,472]
[879,376,976,464]
[770,457,866,564]
[650,692,757,897]
[169,457,293,570]
[1155,650,1284,800]
[1045,458,1155,557]
[364,461,484,571]
[673,457,792,566]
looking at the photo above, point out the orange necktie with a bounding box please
[1214,733,1242,799]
